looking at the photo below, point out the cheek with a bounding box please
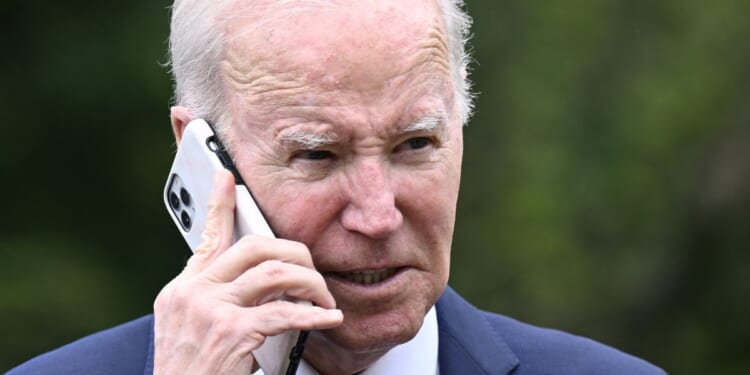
[230,144,343,246]
[398,161,461,230]
[254,180,343,246]
[396,168,458,264]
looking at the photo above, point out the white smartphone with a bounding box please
[164,119,309,375]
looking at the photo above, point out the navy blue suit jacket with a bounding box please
[8,287,665,374]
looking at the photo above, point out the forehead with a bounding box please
[221,0,444,62]
[218,0,453,118]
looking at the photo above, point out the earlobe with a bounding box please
[170,106,194,145]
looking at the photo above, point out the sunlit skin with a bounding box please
[168,0,463,374]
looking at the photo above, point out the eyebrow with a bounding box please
[403,112,446,133]
[277,129,338,149]
[276,112,447,149]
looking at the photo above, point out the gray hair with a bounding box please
[168,0,474,132]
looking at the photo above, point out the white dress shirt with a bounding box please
[257,306,439,375]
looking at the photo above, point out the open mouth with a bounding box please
[334,268,400,285]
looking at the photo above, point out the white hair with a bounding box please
[168,0,474,134]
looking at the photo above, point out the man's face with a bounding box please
[219,0,462,355]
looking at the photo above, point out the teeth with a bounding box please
[342,268,397,285]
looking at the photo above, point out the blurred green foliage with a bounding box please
[2,1,749,374]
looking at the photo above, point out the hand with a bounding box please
[153,169,343,375]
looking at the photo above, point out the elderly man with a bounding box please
[9,0,665,374]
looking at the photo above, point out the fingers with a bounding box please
[184,169,236,276]
[225,260,336,309]
[154,168,342,375]
[177,168,331,308]
[239,301,343,338]
[200,234,334,308]
[199,169,237,255]
[203,236,315,282]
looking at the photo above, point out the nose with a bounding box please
[340,159,403,239]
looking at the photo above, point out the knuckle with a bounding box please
[257,260,287,279]
[153,283,180,313]
[154,280,207,320]
[196,228,220,254]
[154,287,176,313]
[241,328,266,349]
[206,196,229,217]
[287,240,310,254]
[184,255,202,270]
[153,293,168,313]
[290,241,313,263]
[262,300,295,322]
[287,241,312,264]
[168,283,194,310]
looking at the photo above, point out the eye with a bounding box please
[295,150,334,161]
[406,137,431,150]
[394,136,434,153]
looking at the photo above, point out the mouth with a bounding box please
[331,268,401,285]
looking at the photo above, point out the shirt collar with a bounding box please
[294,305,439,375]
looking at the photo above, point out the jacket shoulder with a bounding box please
[7,315,154,375]
[481,311,667,375]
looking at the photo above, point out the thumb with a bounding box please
[183,169,237,276]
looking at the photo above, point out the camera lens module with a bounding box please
[180,188,192,206]
[181,211,192,230]
[169,192,181,210]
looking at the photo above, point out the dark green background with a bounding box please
[3,1,749,374]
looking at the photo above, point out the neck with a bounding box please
[302,332,392,375]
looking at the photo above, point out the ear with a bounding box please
[170,106,194,145]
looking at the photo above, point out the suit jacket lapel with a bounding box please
[436,287,519,375]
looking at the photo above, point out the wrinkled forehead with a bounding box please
[218,0,449,90]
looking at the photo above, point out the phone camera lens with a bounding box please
[181,211,192,230]
[169,192,181,210]
[180,188,191,206]
[207,137,219,151]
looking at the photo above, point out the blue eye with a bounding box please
[298,150,334,160]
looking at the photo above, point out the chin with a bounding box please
[324,302,427,353]
[303,310,424,375]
